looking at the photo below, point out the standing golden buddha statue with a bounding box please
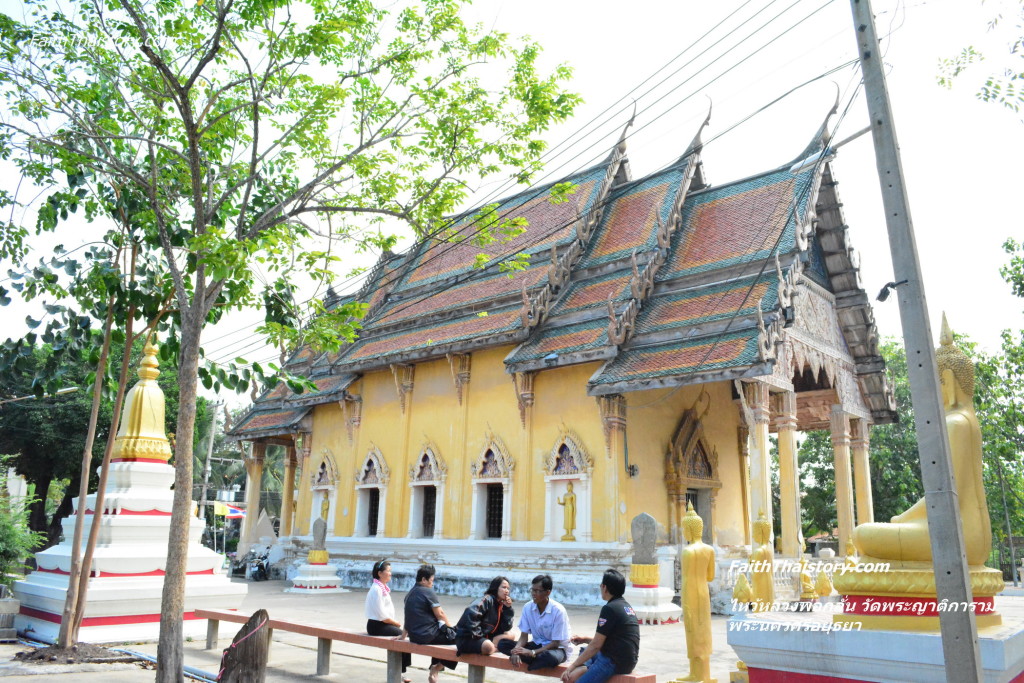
[677,502,716,683]
[749,511,774,613]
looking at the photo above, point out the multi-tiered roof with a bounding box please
[230,112,896,440]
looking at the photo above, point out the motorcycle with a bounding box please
[248,547,270,581]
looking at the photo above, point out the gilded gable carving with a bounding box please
[409,443,448,483]
[543,428,594,476]
[356,445,390,486]
[311,448,338,488]
[471,430,514,479]
[665,407,721,494]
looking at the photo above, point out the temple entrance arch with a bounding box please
[469,431,513,541]
[543,430,594,542]
[665,407,721,545]
[407,443,447,539]
[354,446,390,537]
[309,448,339,535]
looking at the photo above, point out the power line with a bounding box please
[204,0,848,366]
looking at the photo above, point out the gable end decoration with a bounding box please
[409,443,448,482]
[356,445,391,486]
[665,408,722,493]
[311,448,339,487]
[543,428,594,476]
[471,429,514,479]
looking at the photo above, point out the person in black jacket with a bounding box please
[455,576,516,655]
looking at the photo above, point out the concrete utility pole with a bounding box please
[199,401,223,518]
[849,1,983,681]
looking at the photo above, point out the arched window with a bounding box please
[354,447,389,538]
[407,445,446,539]
[469,433,513,541]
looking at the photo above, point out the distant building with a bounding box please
[228,112,895,601]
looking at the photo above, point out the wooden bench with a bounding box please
[196,608,655,682]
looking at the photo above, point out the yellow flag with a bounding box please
[213,501,229,516]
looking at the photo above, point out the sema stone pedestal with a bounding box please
[726,597,1024,683]
[286,559,347,594]
[626,513,681,624]
[13,343,246,643]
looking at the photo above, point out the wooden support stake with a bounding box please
[218,609,271,683]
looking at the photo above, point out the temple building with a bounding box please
[228,111,896,601]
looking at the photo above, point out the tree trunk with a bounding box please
[156,314,202,683]
[45,483,76,549]
[26,475,51,539]
[218,609,271,683]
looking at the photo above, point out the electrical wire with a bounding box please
[204,0,849,366]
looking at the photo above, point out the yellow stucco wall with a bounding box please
[294,346,745,546]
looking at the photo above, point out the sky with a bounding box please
[453,0,1023,353]
[1,0,1022,407]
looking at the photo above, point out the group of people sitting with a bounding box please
[364,560,640,683]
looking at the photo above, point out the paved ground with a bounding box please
[1,579,1022,682]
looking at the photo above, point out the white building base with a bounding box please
[282,535,635,605]
[287,563,348,594]
[726,597,1024,683]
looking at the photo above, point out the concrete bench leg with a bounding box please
[467,663,486,683]
[316,638,331,675]
[205,620,219,650]
[386,650,404,683]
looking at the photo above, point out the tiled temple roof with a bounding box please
[230,406,309,439]
[588,329,767,392]
[228,373,356,441]
[228,112,898,439]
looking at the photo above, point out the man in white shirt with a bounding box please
[497,574,574,670]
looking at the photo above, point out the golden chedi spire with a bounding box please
[111,342,173,463]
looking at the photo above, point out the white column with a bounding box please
[830,406,855,556]
[501,481,512,542]
[775,391,801,557]
[407,485,421,538]
[434,483,445,539]
[241,442,265,553]
[468,484,481,540]
[746,383,772,533]
[852,419,874,525]
[544,479,554,542]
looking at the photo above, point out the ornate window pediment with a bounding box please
[356,445,390,486]
[471,430,513,479]
[543,429,593,476]
[409,444,447,483]
[665,408,721,493]
[311,448,338,488]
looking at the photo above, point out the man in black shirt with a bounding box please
[563,568,640,683]
[403,564,457,683]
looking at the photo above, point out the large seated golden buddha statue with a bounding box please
[834,315,1003,629]
[853,315,990,565]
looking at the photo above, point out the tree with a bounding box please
[0,346,111,545]
[0,1,578,676]
[938,0,1024,114]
